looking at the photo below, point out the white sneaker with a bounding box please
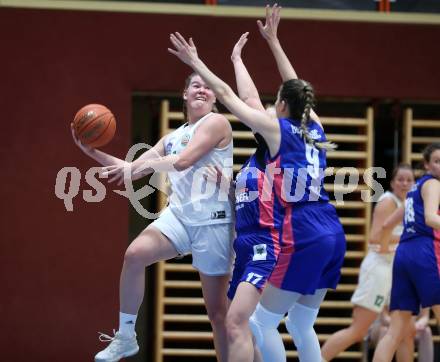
[95,330,139,362]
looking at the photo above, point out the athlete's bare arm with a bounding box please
[231,32,265,112]
[258,4,321,127]
[168,33,280,157]
[132,114,231,177]
[422,179,440,229]
[369,197,401,252]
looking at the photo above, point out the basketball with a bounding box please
[72,104,116,148]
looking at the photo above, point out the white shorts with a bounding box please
[351,251,394,313]
[150,207,234,276]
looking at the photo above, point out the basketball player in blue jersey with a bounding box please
[71,73,234,362]
[321,164,415,362]
[372,142,440,362]
[169,5,346,361]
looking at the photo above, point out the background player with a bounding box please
[321,164,415,361]
[373,143,440,362]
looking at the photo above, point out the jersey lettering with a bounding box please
[405,197,415,224]
[245,272,263,285]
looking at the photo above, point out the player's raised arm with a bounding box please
[231,32,265,112]
[168,32,280,156]
[257,4,297,82]
[258,4,321,126]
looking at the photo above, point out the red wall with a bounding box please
[0,6,439,361]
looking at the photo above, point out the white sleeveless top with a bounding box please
[163,112,233,226]
[377,191,403,236]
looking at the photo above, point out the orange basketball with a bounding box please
[73,104,116,148]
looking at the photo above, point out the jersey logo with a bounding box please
[290,125,321,140]
[165,142,173,155]
[404,197,415,224]
[374,295,385,308]
[181,134,190,146]
[235,188,249,203]
[253,244,267,261]
[211,210,226,219]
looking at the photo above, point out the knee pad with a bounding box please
[285,303,319,347]
[249,303,284,347]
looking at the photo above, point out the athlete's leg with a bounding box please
[199,273,230,362]
[321,305,379,361]
[284,289,326,362]
[432,304,440,324]
[395,326,415,362]
[249,302,286,362]
[226,282,261,362]
[120,226,178,314]
[415,326,434,362]
[372,310,413,362]
[251,284,302,362]
[95,226,178,362]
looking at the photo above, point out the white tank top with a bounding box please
[163,112,233,226]
[377,191,403,236]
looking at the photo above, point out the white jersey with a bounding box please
[163,112,233,226]
[377,191,403,236]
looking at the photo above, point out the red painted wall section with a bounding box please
[0,6,439,361]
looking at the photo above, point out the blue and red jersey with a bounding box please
[234,118,330,233]
[270,117,329,205]
[230,118,345,295]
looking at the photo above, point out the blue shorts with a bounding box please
[269,202,346,294]
[390,237,440,314]
[227,228,280,300]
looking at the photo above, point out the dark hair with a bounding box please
[279,79,335,150]
[422,142,440,163]
[182,72,218,122]
[390,163,414,181]
[254,133,269,170]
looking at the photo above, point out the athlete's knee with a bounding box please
[249,303,284,347]
[226,309,248,337]
[346,322,372,342]
[206,304,227,329]
[124,235,156,268]
[286,303,319,347]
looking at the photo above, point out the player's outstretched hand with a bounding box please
[70,123,93,155]
[231,32,249,63]
[168,32,199,66]
[257,3,281,43]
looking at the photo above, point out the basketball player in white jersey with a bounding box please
[71,73,234,362]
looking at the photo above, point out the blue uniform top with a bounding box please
[234,117,329,233]
[270,117,329,204]
[234,154,284,233]
[401,174,439,243]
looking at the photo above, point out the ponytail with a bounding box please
[281,79,336,150]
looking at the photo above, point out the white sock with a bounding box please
[286,303,320,362]
[250,304,286,362]
[118,312,137,337]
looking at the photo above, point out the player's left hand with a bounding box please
[415,318,428,332]
[257,4,281,42]
[231,32,249,62]
[168,32,199,66]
